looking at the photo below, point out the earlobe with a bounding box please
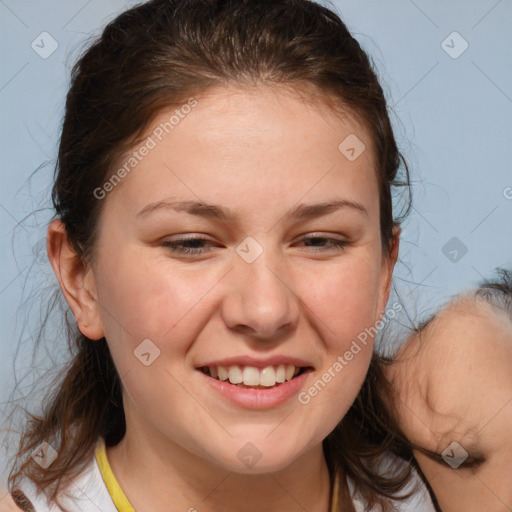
[46,219,105,340]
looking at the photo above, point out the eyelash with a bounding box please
[161,235,348,255]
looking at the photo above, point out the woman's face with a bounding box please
[78,85,397,472]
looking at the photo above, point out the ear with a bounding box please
[377,225,400,318]
[46,219,105,340]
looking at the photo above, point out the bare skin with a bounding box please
[36,84,398,512]
[386,296,512,511]
[0,493,20,512]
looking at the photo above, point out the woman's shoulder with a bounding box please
[8,440,117,512]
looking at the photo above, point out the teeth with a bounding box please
[206,364,303,387]
[243,366,260,386]
[228,365,243,384]
[259,366,276,387]
[275,364,286,383]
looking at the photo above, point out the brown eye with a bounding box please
[161,237,215,255]
[299,236,347,251]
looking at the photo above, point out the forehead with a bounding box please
[186,82,368,127]
[421,298,512,342]
[153,83,373,160]
[102,83,380,226]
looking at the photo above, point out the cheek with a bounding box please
[294,253,383,420]
[92,246,212,372]
[302,251,383,348]
[97,239,209,321]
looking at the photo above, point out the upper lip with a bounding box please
[196,355,314,370]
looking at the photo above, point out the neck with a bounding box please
[106,423,333,512]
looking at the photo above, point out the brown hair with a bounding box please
[7,0,416,510]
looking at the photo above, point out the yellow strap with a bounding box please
[94,438,136,512]
[331,470,340,512]
[95,437,340,512]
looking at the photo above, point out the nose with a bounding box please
[221,243,300,340]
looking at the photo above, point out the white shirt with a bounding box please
[16,455,117,512]
[15,452,436,512]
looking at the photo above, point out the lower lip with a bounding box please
[197,369,312,410]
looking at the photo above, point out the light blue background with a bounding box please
[1,0,511,492]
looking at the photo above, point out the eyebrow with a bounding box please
[135,198,368,222]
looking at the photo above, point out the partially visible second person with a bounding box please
[386,270,512,512]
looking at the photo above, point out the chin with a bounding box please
[203,436,314,475]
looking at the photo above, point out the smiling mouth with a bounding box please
[198,364,312,389]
